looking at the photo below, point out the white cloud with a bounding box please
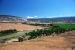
[27,16,34,18]
[27,16,39,18]
[34,16,38,18]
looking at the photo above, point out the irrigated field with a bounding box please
[55,24,75,30]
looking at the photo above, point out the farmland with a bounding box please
[0,23,75,42]
[55,24,75,30]
[0,23,75,50]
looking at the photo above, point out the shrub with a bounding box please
[18,36,23,42]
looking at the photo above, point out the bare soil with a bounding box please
[0,23,43,31]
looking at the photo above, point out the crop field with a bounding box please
[55,24,75,30]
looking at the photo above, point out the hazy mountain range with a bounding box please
[0,15,75,23]
[27,16,75,23]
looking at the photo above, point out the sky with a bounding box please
[0,0,75,18]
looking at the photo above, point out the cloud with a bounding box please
[27,16,34,18]
[34,16,38,18]
[27,16,38,18]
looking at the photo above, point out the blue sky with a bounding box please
[0,0,75,18]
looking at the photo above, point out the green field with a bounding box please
[55,24,75,30]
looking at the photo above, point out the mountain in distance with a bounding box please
[27,16,75,23]
[0,15,75,23]
[0,15,25,22]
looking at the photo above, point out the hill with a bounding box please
[27,16,75,23]
[1,15,75,23]
[0,15,25,22]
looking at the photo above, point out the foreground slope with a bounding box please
[0,36,71,50]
